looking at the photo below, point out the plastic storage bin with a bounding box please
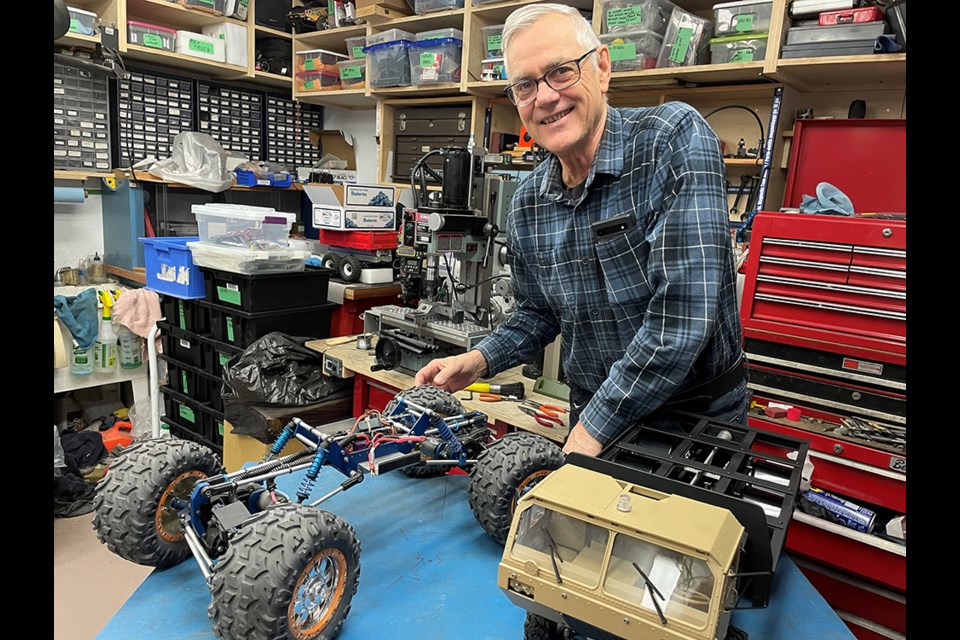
[416,28,464,41]
[127,20,177,51]
[656,7,713,68]
[408,38,463,85]
[67,6,97,35]
[159,322,204,368]
[141,236,206,300]
[599,0,678,35]
[414,0,464,15]
[296,48,347,73]
[481,57,505,81]
[708,32,768,63]
[199,334,243,378]
[175,30,226,63]
[188,241,310,275]
[181,0,227,14]
[480,24,505,57]
[201,266,335,312]
[161,295,211,334]
[345,35,367,59]
[193,204,296,250]
[203,300,338,348]
[364,40,413,87]
[337,58,366,88]
[365,29,416,47]
[713,0,773,36]
[296,69,341,92]
[600,29,663,70]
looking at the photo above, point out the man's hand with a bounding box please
[562,422,603,457]
[414,350,489,393]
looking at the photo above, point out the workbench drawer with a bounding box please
[787,510,905,591]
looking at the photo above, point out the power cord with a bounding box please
[703,105,766,159]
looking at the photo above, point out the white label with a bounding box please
[67,140,79,147]
[81,140,95,148]
[227,283,239,292]
[841,358,883,376]
[80,121,94,128]
[54,87,65,94]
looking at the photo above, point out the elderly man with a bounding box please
[415,3,747,455]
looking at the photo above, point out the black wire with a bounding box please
[703,105,766,157]
[455,273,510,293]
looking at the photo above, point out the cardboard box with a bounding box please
[306,183,398,230]
[309,129,360,183]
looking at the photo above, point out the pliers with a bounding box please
[521,400,567,417]
[519,406,564,428]
[477,393,522,402]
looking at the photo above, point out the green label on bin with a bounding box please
[669,27,693,64]
[189,38,215,55]
[607,7,642,27]
[178,301,187,330]
[217,286,242,306]
[219,352,230,366]
[226,316,235,343]
[304,79,316,90]
[218,421,224,436]
[197,0,215,6]
[70,18,79,32]
[181,371,189,394]
[179,404,196,423]
[735,14,755,32]
[729,47,755,62]
[486,35,502,51]
[608,42,637,62]
[305,58,316,71]
[352,46,366,58]
[340,65,362,80]
[420,53,439,67]
[143,34,164,49]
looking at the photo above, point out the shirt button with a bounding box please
[580,258,589,265]
[592,308,600,316]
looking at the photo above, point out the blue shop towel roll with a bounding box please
[54,288,100,350]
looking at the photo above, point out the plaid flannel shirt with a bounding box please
[474,103,744,444]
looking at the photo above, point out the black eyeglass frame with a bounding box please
[502,48,599,107]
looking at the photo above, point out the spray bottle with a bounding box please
[94,290,118,374]
[113,290,143,369]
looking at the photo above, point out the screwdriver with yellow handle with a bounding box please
[464,382,526,399]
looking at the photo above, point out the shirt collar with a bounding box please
[537,107,626,202]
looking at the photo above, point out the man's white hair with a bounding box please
[501,3,601,77]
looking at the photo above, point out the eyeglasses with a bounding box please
[503,48,598,108]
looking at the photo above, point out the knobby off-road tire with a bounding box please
[524,613,579,640]
[338,256,363,283]
[92,437,223,567]
[384,385,466,478]
[469,432,565,544]
[320,253,341,274]
[209,504,361,640]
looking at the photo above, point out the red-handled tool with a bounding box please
[519,406,564,428]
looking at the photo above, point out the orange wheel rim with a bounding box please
[510,469,554,514]
[155,470,207,543]
[289,548,349,639]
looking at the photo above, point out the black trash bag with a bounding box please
[221,332,351,406]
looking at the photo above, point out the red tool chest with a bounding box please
[740,119,907,640]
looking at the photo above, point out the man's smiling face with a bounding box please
[505,13,611,163]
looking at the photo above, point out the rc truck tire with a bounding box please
[320,253,341,274]
[92,438,223,567]
[469,432,565,544]
[384,385,466,478]
[209,504,361,640]
[524,613,578,640]
[339,256,363,283]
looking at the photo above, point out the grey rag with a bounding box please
[800,182,855,216]
[53,288,100,350]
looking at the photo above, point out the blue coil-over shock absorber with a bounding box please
[263,421,297,461]
[297,444,329,503]
[433,415,463,459]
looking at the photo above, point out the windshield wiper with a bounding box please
[633,562,667,625]
[543,527,563,584]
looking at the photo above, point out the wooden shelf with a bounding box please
[376,7,465,31]
[471,0,593,23]
[372,83,464,98]
[725,158,763,166]
[770,54,907,93]
[128,170,304,190]
[466,80,508,98]
[296,89,375,109]
[255,25,292,40]
[294,24,365,52]
[55,170,114,181]
[609,62,769,91]
[254,70,293,88]
[106,264,147,285]
[55,32,101,48]
[126,0,247,29]
[123,43,249,76]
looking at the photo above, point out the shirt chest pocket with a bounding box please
[594,223,653,306]
[535,248,576,310]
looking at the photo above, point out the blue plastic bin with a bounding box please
[140,236,206,299]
